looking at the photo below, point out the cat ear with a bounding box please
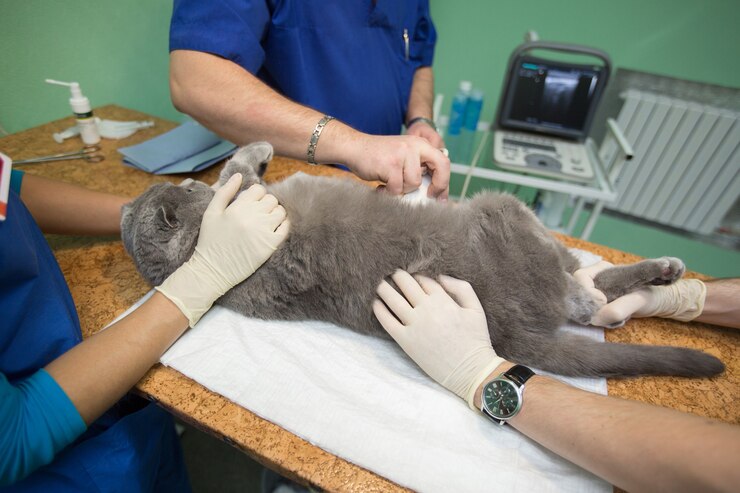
[156,204,180,231]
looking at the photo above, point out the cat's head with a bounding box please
[121,141,274,286]
[121,179,213,286]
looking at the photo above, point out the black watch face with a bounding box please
[483,379,521,419]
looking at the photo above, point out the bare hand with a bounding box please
[346,134,450,201]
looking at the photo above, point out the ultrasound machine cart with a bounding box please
[457,37,633,239]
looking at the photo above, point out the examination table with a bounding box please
[4,105,737,492]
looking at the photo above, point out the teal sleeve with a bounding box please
[0,369,87,486]
[10,169,24,195]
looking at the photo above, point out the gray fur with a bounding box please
[594,257,686,301]
[120,143,724,379]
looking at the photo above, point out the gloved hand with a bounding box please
[156,173,290,326]
[591,279,707,326]
[573,261,612,306]
[373,270,504,409]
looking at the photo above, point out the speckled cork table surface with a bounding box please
[3,105,738,492]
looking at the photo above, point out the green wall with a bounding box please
[1,1,738,276]
[430,0,739,124]
[1,0,738,134]
[0,0,178,134]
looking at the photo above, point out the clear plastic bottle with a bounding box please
[447,80,472,136]
[46,79,100,145]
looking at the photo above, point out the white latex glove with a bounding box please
[373,270,504,409]
[573,261,612,306]
[156,173,290,326]
[591,279,707,326]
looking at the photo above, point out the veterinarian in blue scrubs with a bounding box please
[0,170,288,490]
[168,0,451,200]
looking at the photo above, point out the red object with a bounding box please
[0,152,12,221]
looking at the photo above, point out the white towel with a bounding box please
[116,250,610,492]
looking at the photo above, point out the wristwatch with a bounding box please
[406,116,438,132]
[480,364,535,425]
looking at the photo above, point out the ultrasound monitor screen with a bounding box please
[504,59,601,137]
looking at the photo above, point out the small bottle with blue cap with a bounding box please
[448,80,472,136]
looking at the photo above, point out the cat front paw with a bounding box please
[218,142,274,189]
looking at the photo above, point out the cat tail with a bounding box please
[524,331,724,378]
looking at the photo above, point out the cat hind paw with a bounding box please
[650,257,685,285]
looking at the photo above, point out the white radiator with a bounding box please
[604,89,740,235]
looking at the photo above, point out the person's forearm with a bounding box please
[171,50,451,198]
[405,66,435,123]
[170,50,365,166]
[20,174,129,235]
[695,278,740,328]
[45,293,189,425]
[475,363,740,492]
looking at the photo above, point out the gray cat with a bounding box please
[121,142,723,378]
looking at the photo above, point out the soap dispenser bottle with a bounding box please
[46,79,101,145]
[447,80,472,136]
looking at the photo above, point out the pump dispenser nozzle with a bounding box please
[45,78,100,145]
[46,79,80,92]
[46,79,90,114]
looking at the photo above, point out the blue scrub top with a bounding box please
[170,0,437,136]
[0,172,190,492]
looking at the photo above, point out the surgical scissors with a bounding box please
[13,146,105,164]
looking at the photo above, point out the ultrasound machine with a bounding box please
[493,42,611,183]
